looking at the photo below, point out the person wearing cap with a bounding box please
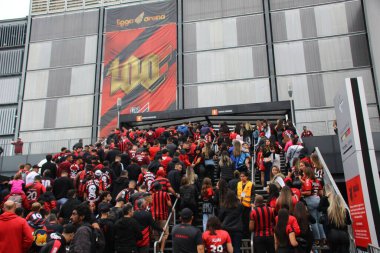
[40,223,76,253]
[0,200,34,253]
[114,203,142,253]
[97,202,115,253]
[133,198,163,253]
[25,164,40,185]
[172,208,204,253]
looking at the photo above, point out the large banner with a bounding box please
[100,0,177,137]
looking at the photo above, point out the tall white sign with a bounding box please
[334,77,380,249]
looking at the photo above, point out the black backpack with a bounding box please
[85,225,105,253]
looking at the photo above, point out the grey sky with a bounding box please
[0,0,30,21]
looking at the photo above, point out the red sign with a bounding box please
[346,175,372,248]
[100,0,177,138]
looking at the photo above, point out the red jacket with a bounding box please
[0,212,34,253]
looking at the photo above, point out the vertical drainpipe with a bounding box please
[263,0,277,102]
[92,6,105,144]
[14,0,33,141]
[177,0,184,109]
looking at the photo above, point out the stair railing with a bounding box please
[368,244,380,253]
[153,197,179,253]
[314,147,356,253]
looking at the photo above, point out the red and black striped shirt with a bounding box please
[152,190,170,220]
[250,205,275,237]
[152,177,172,193]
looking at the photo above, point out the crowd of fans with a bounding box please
[0,120,351,253]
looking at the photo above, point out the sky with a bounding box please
[0,0,30,21]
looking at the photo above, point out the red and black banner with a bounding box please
[100,0,177,138]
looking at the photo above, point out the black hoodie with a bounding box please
[114,216,142,252]
[111,177,129,200]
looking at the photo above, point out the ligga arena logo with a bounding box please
[116,12,166,27]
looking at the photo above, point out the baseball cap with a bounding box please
[63,223,76,234]
[180,208,193,220]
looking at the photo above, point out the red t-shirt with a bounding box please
[25,182,46,205]
[202,188,214,201]
[275,215,301,236]
[149,146,161,161]
[302,179,321,196]
[202,230,231,253]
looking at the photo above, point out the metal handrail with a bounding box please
[153,197,179,253]
[250,232,254,253]
[314,147,356,253]
[368,244,380,253]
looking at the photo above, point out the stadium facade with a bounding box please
[0,0,380,153]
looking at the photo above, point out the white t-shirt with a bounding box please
[25,171,39,185]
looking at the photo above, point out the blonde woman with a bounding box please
[185,166,198,185]
[228,140,250,172]
[326,194,352,252]
[310,153,324,182]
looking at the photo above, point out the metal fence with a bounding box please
[0,138,92,156]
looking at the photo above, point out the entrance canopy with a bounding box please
[120,101,292,128]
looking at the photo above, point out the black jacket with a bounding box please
[111,177,129,200]
[53,177,74,200]
[168,170,181,193]
[41,161,57,179]
[219,204,243,233]
[114,217,142,252]
[98,218,115,253]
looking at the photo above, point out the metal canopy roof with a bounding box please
[120,101,292,128]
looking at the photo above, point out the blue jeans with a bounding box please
[203,213,210,232]
[229,231,242,253]
[305,196,326,240]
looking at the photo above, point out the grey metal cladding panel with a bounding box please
[184,86,199,109]
[345,1,365,33]
[30,10,99,42]
[183,0,262,22]
[304,40,322,72]
[237,15,266,46]
[0,77,19,104]
[222,0,263,17]
[271,12,287,42]
[183,0,221,22]
[300,8,317,39]
[252,46,269,77]
[183,23,197,52]
[184,54,198,84]
[269,0,342,11]
[307,74,326,107]
[350,35,370,67]
[0,106,16,135]
[47,68,72,97]
[50,38,86,67]
[0,49,23,76]
[0,23,27,48]
[44,99,57,129]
